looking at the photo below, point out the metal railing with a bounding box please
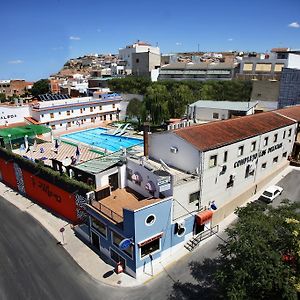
[91,200,123,224]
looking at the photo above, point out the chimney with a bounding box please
[143,122,150,157]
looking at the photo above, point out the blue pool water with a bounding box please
[62,127,143,152]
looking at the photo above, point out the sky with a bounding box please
[1,0,299,81]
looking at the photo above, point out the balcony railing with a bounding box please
[91,200,123,224]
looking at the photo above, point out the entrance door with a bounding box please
[91,231,100,250]
[109,173,119,191]
[195,223,205,235]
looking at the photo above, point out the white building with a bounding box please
[0,104,30,126]
[188,100,258,122]
[119,41,160,75]
[148,109,299,224]
[29,92,122,131]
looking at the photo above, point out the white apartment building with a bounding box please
[119,41,160,75]
[148,109,299,224]
[29,93,121,130]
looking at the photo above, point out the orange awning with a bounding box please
[196,210,213,225]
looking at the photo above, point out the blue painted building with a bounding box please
[84,156,212,278]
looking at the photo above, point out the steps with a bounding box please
[185,225,219,251]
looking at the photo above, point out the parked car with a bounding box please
[258,185,283,204]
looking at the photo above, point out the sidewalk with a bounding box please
[0,165,296,287]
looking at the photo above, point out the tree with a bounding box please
[216,200,300,299]
[169,85,193,118]
[0,93,6,103]
[126,98,144,126]
[31,79,50,97]
[144,84,171,125]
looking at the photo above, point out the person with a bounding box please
[40,147,44,153]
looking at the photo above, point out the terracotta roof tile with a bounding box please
[275,105,300,122]
[174,112,295,151]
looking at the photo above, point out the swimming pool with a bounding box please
[62,127,143,152]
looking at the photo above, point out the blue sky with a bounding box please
[1,0,299,81]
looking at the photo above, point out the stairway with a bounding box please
[185,225,219,252]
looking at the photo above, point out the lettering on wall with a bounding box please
[31,176,62,202]
[234,143,283,168]
[0,114,17,120]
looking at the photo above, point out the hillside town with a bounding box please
[1,7,300,298]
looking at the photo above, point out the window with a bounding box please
[90,107,93,112]
[189,191,200,203]
[60,123,62,126]
[110,249,126,268]
[110,114,113,120]
[288,128,292,137]
[212,113,219,119]
[245,164,254,178]
[283,130,286,139]
[91,217,107,237]
[113,104,115,109]
[264,137,269,147]
[238,145,244,156]
[112,231,133,258]
[273,156,278,163]
[67,110,70,116]
[99,105,102,110]
[223,151,228,163]
[103,115,107,121]
[145,214,156,226]
[41,114,44,118]
[261,162,267,169]
[283,152,287,158]
[59,112,61,115]
[72,110,74,113]
[227,175,234,188]
[80,108,83,114]
[141,239,160,258]
[251,141,256,152]
[100,116,103,121]
[50,113,54,118]
[274,133,278,143]
[136,58,139,63]
[209,155,217,168]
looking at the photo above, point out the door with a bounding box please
[195,223,205,235]
[91,231,100,250]
[109,173,119,191]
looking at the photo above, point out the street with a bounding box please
[0,169,299,300]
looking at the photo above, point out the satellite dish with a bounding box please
[62,157,72,166]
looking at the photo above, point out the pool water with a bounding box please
[62,127,143,152]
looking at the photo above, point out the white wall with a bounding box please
[0,105,30,126]
[173,179,200,220]
[287,53,300,69]
[200,124,297,209]
[194,107,229,121]
[149,132,200,173]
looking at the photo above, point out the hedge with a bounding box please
[0,147,92,194]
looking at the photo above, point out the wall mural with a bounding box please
[13,163,25,194]
[75,193,88,221]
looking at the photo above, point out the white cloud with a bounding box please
[288,22,300,28]
[8,59,23,64]
[69,36,80,40]
[175,42,182,46]
[227,38,233,42]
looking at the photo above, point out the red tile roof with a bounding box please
[174,112,295,151]
[275,105,300,122]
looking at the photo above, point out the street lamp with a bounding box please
[7,134,12,150]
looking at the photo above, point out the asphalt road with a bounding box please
[0,169,299,300]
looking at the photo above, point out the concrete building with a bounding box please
[149,110,298,226]
[0,103,30,126]
[119,41,160,75]
[28,92,121,131]
[237,48,300,81]
[188,100,257,122]
[158,62,238,81]
[0,79,33,98]
[278,68,300,108]
[132,51,161,80]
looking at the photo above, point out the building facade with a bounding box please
[29,92,121,130]
[0,80,32,98]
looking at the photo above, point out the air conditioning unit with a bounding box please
[170,146,178,153]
